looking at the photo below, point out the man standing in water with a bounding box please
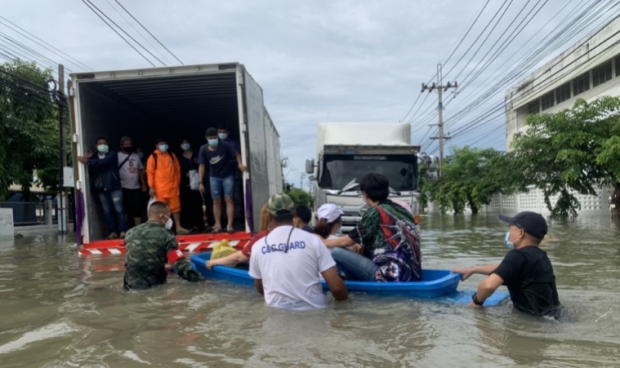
[123,202,202,290]
[249,194,347,310]
[452,212,562,319]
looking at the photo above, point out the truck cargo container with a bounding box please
[69,63,282,245]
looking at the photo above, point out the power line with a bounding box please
[114,0,184,65]
[102,0,173,65]
[0,16,92,71]
[80,0,157,67]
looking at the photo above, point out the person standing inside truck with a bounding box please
[77,136,128,240]
[178,138,204,232]
[293,205,314,234]
[123,201,202,290]
[198,128,247,233]
[218,126,243,219]
[118,136,147,228]
[323,173,422,282]
[146,138,190,235]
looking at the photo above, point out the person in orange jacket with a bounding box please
[146,138,190,234]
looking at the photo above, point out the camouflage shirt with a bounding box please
[123,221,202,290]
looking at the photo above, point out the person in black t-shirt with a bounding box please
[198,127,247,233]
[452,211,562,319]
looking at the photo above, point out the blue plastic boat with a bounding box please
[190,252,510,305]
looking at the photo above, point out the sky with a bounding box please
[0,0,610,186]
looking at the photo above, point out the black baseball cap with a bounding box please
[205,127,218,137]
[498,211,548,239]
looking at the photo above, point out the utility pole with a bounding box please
[423,63,457,174]
[52,65,68,234]
[300,173,306,190]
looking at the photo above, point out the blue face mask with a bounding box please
[208,139,219,147]
[138,152,144,159]
[158,144,169,153]
[504,232,515,250]
[181,143,190,151]
[218,133,228,140]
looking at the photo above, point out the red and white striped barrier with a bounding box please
[78,232,251,256]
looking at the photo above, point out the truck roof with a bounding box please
[317,122,411,153]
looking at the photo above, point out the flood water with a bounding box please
[1,213,619,367]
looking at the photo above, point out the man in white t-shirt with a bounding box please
[118,136,147,227]
[249,194,347,310]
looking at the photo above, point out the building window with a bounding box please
[541,91,554,110]
[592,60,612,87]
[572,73,590,96]
[555,82,571,104]
[616,56,620,78]
[528,99,540,115]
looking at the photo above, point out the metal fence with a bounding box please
[0,201,57,226]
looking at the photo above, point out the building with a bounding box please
[505,17,620,148]
[499,17,620,215]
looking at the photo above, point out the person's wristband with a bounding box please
[472,292,484,306]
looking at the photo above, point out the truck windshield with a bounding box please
[319,154,418,191]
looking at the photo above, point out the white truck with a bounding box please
[69,62,283,244]
[306,122,429,232]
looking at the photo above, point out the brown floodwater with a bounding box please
[0,213,619,367]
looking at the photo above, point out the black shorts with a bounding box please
[122,188,143,219]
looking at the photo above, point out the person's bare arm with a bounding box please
[471,274,504,307]
[139,169,147,192]
[205,251,248,270]
[254,278,264,295]
[236,153,247,172]
[323,235,355,248]
[321,266,348,301]
[198,164,205,194]
[451,264,500,280]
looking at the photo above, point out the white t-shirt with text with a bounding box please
[249,225,336,310]
[117,152,143,190]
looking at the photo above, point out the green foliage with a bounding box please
[0,60,59,201]
[511,96,620,218]
[424,146,520,214]
[286,187,312,207]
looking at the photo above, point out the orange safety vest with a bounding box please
[146,150,181,198]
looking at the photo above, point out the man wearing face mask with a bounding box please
[118,136,147,228]
[123,201,202,290]
[322,173,422,282]
[146,138,190,234]
[452,212,563,319]
[78,136,128,240]
[198,128,247,233]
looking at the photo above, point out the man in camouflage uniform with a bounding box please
[123,201,202,290]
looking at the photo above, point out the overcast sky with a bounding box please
[0,0,607,186]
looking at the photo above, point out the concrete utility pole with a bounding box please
[53,64,68,234]
[422,63,457,174]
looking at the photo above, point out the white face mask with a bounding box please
[162,215,173,230]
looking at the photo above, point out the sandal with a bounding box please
[211,228,223,234]
[226,227,235,233]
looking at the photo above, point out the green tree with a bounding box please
[511,96,620,218]
[287,187,312,207]
[425,146,520,215]
[0,60,59,201]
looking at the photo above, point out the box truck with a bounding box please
[69,63,282,246]
[306,122,425,232]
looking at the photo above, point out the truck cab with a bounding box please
[306,122,422,233]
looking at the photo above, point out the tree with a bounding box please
[424,146,520,215]
[287,187,312,207]
[0,60,59,201]
[511,96,620,218]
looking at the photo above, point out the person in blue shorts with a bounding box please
[198,127,247,233]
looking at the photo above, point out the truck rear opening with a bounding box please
[71,64,282,244]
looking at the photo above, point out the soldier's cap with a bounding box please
[498,211,547,239]
[267,194,295,218]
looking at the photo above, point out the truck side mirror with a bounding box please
[305,159,315,174]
